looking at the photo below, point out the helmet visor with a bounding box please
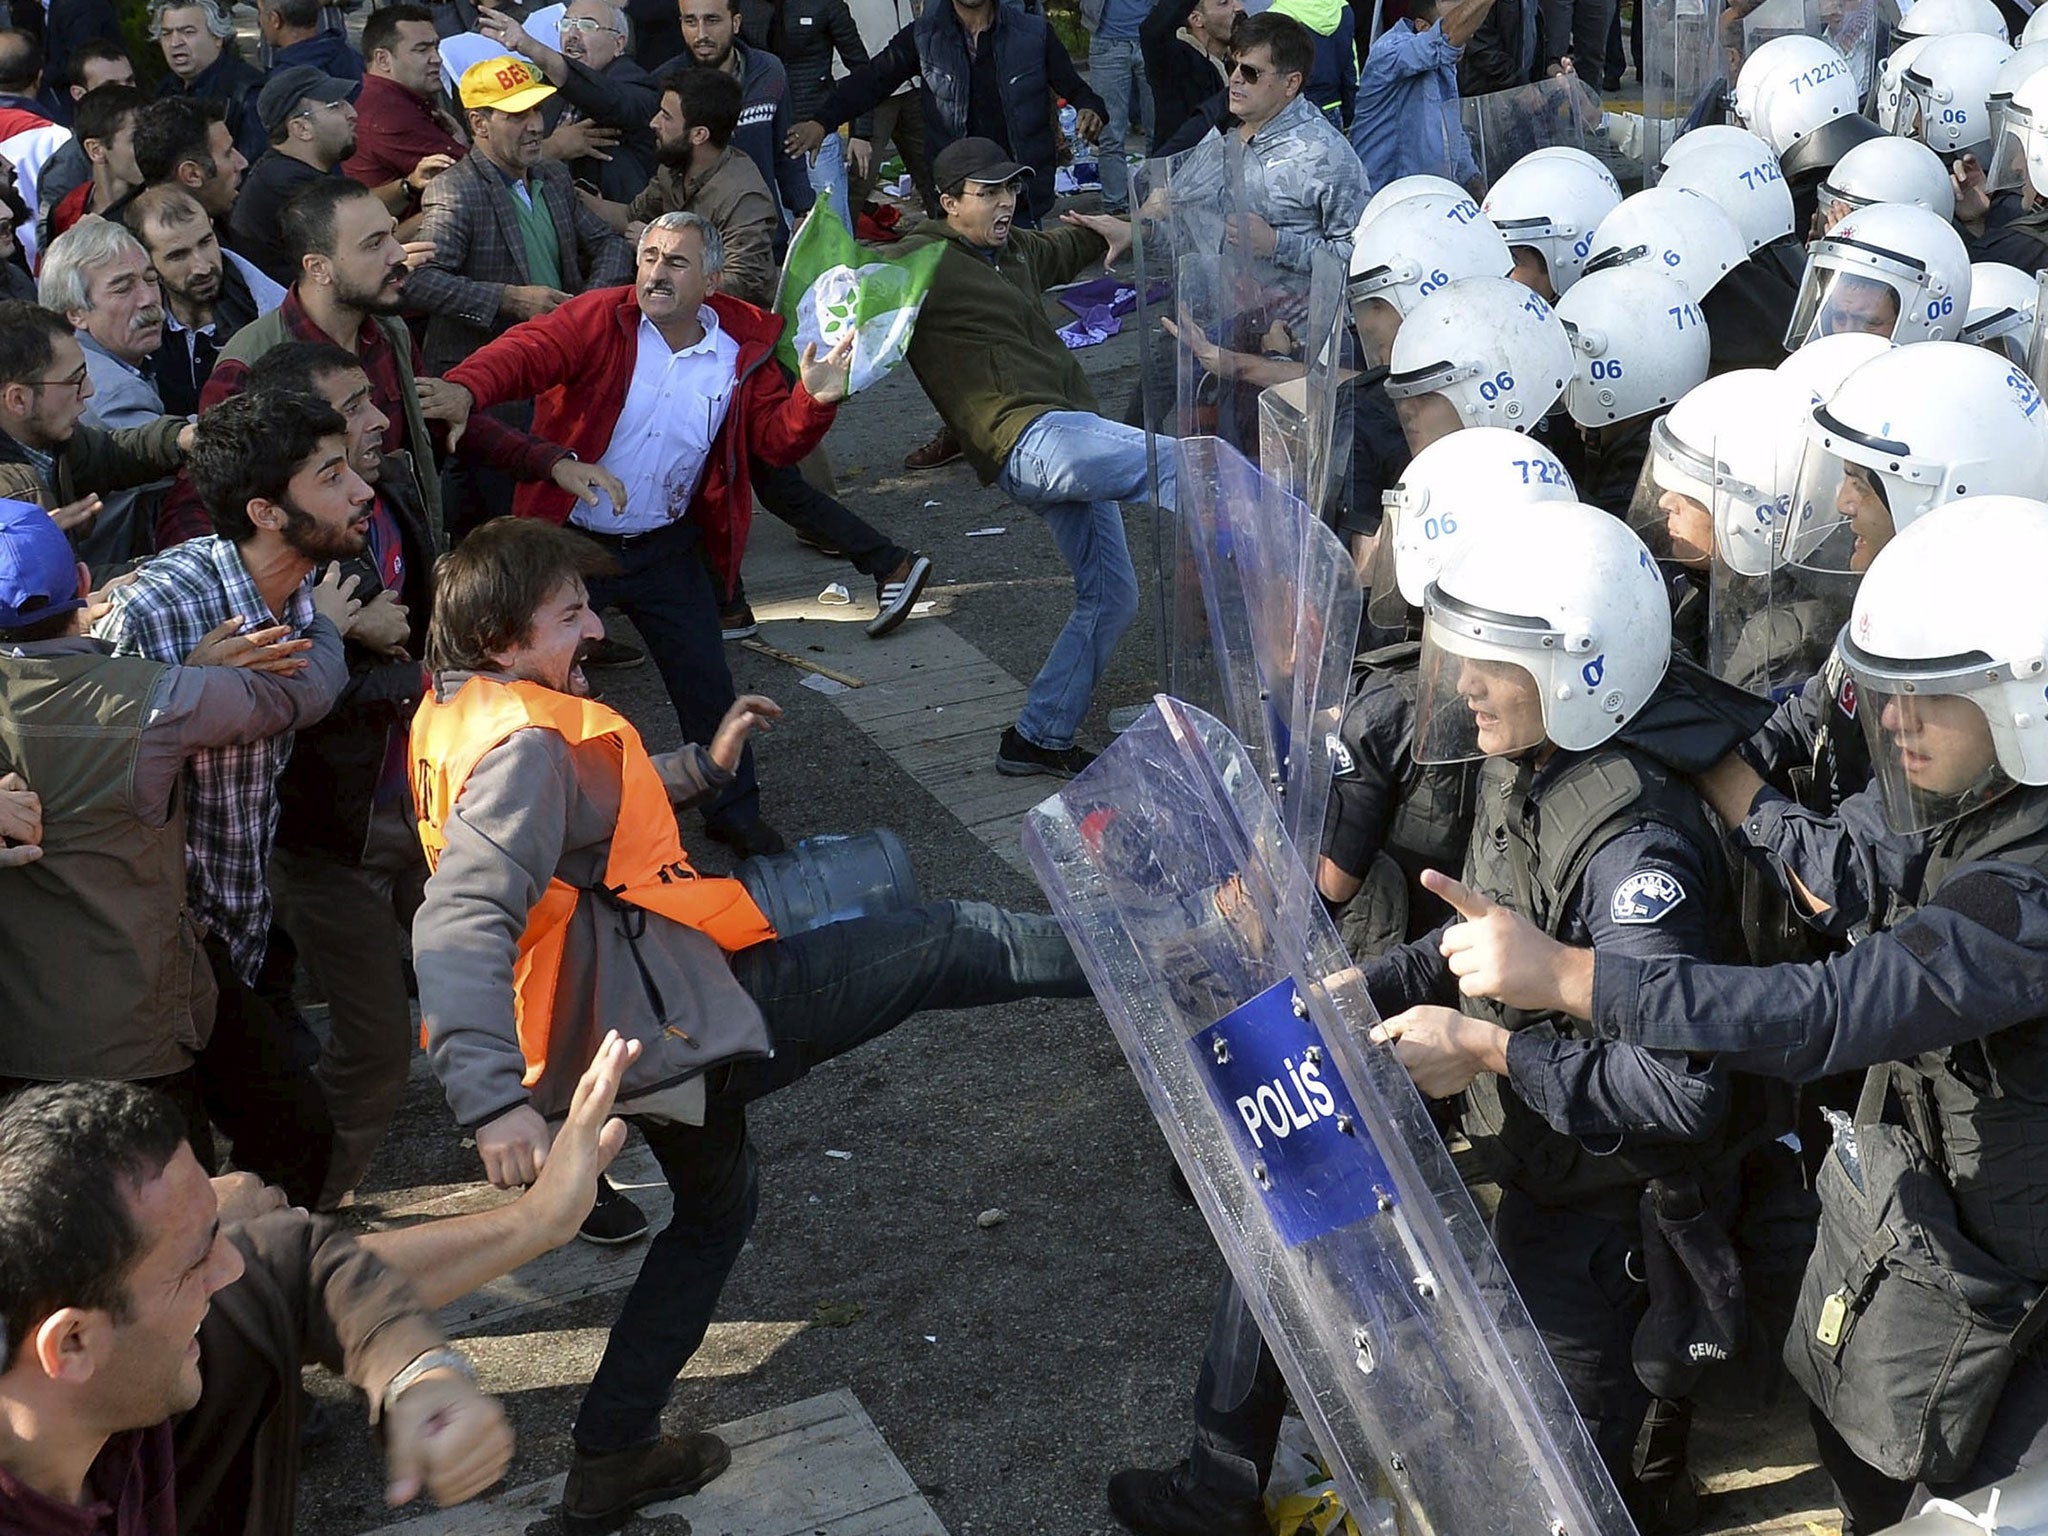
[1843,642,2020,832]
[1786,252,1921,347]
[1709,557,1856,700]
[1412,594,1554,763]
[1350,292,1404,368]
[1986,115,2035,191]
[1961,302,2033,362]
[1786,425,1894,573]
[1625,417,1720,570]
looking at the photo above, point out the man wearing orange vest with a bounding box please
[409,516,1090,1535]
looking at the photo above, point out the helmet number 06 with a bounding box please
[1476,371,1516,402]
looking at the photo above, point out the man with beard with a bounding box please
[163,177,621,546]
[126,184,262,415]
[94,388,377,1207]
[232,66,357,284]
[127,96,285,317]
[657,0,814,243]
[476,0,658,208]
[38,215,175,567]
[245,340,435,1211]
[0,301,190,572]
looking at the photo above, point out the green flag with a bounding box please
[774,189,944,394]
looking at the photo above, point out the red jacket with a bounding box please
[446,287,835,588]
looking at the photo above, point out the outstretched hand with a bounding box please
[523,1032,639,1246]
[710,694,782,773]
[799,332,858,404]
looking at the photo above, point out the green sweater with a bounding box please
[900,220,1109,484]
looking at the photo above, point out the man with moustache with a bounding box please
[127,96,285,319]
[38,215,174,567]
[231,66,358,284]
[94,389,376,1207]
[162,177,620,546]
[126,183,262,416]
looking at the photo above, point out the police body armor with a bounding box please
[1460,744,1739,1209]
[1879,784,2048,1281]
[1333,642,1475,959]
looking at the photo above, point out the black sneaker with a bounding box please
[1106,1463,1267,1536]
[719,602,758,641]
[578,1175,649,1247]
[584,636,645,669]
[996,726,1097,779]
[704,818,788,858]
[867,553,932,638]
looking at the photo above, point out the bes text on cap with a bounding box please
[458,55,557,113]
[933,137,1033,196]
[0,499,86,632]
[256,66,355,139]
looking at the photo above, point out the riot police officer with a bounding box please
[1482,146,1624,302]
[1786,202,1974,346]
[1383,276,1575,454]
[1406,494,2048,1534]
[1657,125,1809,369]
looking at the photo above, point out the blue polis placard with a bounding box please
[1187,978,1396,1246]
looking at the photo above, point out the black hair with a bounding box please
[361,3,435,62]
[0,30,42,93]
[186,389,348,541]
[659,67,741,147]
[0,301,74,389]
[131,96,227,186]
[1231,11,1315,83]
[279,175,381,275]
[73,82,146,156]
[0,1082,188,1372]
[244,338,366,399]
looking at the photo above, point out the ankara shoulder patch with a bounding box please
[1611,869,1687,926]
[1187,978,1394,1247]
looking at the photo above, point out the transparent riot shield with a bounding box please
[1460,75,1604,186]
[1710,554,1857,699]
[1643,0,1732,177]
[1173,433,1362,857]
[1258,247,1358,534]
[1023,697,1637,1536]
[1730,0,1881,104]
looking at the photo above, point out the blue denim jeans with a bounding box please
[570,900,1088,1451]
[1087,33,1151,211]
[807,129,854,233]
[997,410,1176,751]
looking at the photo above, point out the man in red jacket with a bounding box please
[432,209,852,853]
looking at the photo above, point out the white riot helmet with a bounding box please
[1348,193,1512,364]
[1654,127,1797,251]
[1482,152,1623,297]
[1413,503,1673,760]
[1659,122,1784,173]
[1984,41,2048,147]
[1556,267,1713,426]
[1788,340,2048,572]
[1773,329,1894,404]
[1815,135,1957,228]
[1893,0,2009,48]
[1874,32,1942,130]
[1785,201,1972,345]
[2025,5,2048,45]
[1517,145,1623,200]
[1961,261,2042,361]
[1384,277,1575,445]
[1583,187,1749,302]
[1736,34,1852,130]
[1842,495,2048,833]
[1985,61,2048,190]
[1358,174,1472,231]
[1372,426,1579,628]
[1893,31,2014,155]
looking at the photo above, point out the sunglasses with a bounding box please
[1227,58,1265,82]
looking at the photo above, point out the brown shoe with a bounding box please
[903,425,962,470]
[562,1431,730,1534]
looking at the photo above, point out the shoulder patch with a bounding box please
[1611,869,1688,926]
[1326,731,1357,778]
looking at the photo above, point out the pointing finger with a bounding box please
[1420,868,1497,920]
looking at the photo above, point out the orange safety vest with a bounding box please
[411,675,776,1086]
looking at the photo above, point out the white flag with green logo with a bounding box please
[774,190,944,395]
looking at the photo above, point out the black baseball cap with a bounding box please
[932,137,1033,197]
[257,66,354,139]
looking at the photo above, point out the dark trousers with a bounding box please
[1188,1277,1288,1500]
[1812,1351,2048,1532]
[729,460,912,608]
[570,899,1088,1452]
[580,519,760,834]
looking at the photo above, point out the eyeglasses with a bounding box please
[1227,59,1264,82]
[31,366,88,396]
[559,16,621,33]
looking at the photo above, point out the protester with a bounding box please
[149,0,265,168]
[232,65,358,284]
[256,0,364,85]
[1352,0,1498,194]
[1084,0,1156,216]
[661,0,816,238]
[0,300,187,571]
[1139,0,1240,154]
[0,497,349,1160]
[1265,0,1355,126]
[344,3,463,235]
[840,0,929,218]
[620,67,776,302]
[476,0,661,208]
[33,41,137,246]
[409,513,1090,1532]
[126,183,262,415]
[44,10,126,104]
[766,0,870,232]
[127,96,283,316]
[39,82,143,249]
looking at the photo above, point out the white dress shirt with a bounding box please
[580,305,740,535]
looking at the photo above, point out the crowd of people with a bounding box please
[0,0,2046,1530]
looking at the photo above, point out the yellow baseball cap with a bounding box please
[458,55,556,112]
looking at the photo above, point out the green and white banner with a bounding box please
[774,190,943,395]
